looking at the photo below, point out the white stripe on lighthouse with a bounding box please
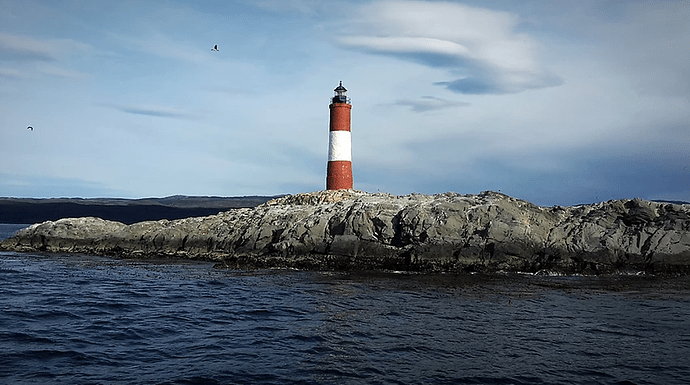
[328,130,351,162]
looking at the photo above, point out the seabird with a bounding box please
[211,44,219,51]
[27,126,33,131]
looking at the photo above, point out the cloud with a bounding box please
[112,31,211,66]
[356,134,690,206]
[391,96,470,112]
[0,32,55,61]
[0,63,88,80]
[434,69,564,95]
[104,103,197,119]
[0,32,95,81]
[337,0,563,95]
[595,1,690,98]
[248,0,323,15]
[338,36,471,62]
[0,172,128,198]
[0,32,92,62]
[37,65,88,79]
[0,67,25,79]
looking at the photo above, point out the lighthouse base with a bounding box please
[326,161,353,190]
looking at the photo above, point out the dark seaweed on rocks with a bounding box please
[3,190,690,275]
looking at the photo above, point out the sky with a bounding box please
[1,0,689,206]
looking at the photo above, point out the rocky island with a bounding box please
[2,190,690,275]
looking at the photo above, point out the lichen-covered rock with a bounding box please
[3,190,690,275]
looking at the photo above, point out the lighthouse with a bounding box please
[327,81,353,190]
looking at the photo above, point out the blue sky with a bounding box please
[1,0,689,206]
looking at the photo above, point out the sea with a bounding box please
[1,223,690,385]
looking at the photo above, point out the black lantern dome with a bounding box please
[331,81,351,105]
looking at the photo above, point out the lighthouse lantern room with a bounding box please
[326,81,353,190]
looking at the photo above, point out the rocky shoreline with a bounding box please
[2,190,690,275]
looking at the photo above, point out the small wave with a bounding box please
[0,331,56,345]
[2,252,690,384]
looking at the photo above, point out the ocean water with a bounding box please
[1,223,690,384]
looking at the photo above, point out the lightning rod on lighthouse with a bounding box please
[326,81,353,190]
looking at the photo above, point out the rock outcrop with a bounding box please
[2,190,690,275]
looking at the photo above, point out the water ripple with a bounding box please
[1,252,690,384]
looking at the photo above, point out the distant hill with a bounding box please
[0,195,282,225]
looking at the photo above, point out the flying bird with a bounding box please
[211,44,219,51]
[27,126,33,131]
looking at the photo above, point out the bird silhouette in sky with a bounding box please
[27,126,33,131]
[211,44,219,51]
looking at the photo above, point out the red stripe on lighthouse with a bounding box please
[327,161,352,190]
[329,103,351,132]
[327,81,353,190]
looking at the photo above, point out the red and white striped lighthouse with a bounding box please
[327,81,353,190]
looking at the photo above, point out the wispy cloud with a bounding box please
[0,32,56,61]
[104,103,197,119]
[37,65,89,79]
[434,69,564,95]
[207,86,256,96]
[0,67,25,79]
[338,36,472,66]
[0,32,95,81]
[391,96,470,112]
[0,32,92,62]
[112,31,209,66]
[337,0,563,95]
[248,0,323,15]
[0,172,127,198]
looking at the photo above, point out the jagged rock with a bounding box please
[2,190,690,275]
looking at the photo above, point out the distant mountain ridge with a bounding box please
[0,195,282,224]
